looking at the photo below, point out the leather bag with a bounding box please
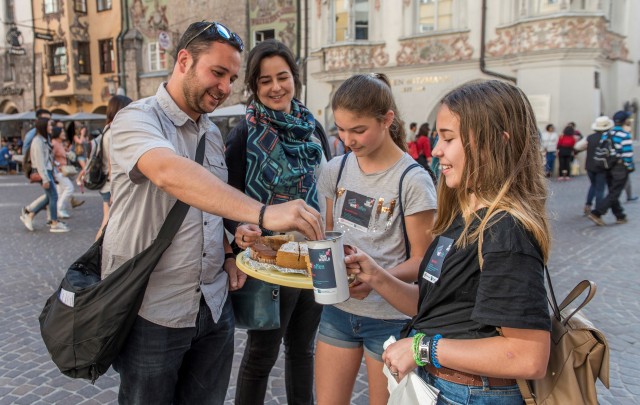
[230,276,280,330]
[515,269,610,404]
[38,136,205,382]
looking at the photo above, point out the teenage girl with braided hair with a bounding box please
[315,73,437,405]
[346,80,551,404]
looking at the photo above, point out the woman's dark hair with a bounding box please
[106,95,133,124]
[562,126,575,136]
[245,39,301,102]
[50,126,63,140]
[331,73,407,151]
[35,117,49,137]
[417,123,430,138]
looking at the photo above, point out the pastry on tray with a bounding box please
[248,237,310,275]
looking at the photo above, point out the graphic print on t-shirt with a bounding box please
[423,236,454,284]
[338,190,376,232]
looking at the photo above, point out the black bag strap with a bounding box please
[153,134,207,242]
[398,163,421,260]
[334,151,351,194]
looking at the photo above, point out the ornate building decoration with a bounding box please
[396,32,473,66]
[486,17,629,61]
[70,14,89,41]
[130,0,168,38]
[324,44,389,71]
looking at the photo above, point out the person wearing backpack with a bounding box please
[314,73,437,405]
[574,116,613,215]
[587,110,635,226]
[345,80,551,404]
[83,95,132,240]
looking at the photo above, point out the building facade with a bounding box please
[0,0,36,114]
[32,0,124,115]
[306,0,639,138]
[122,0,248,104]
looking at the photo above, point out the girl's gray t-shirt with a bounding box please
[317,152,437,319]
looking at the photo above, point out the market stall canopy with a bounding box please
[0,111,68,121]
[62,112,107,121]
[207,103,246,118]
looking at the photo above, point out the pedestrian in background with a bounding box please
[224,39,331,405]
[50,126,74,219]
[574,116,613,215]
[315,73,437,405]
[556,126,576,180]
[346,80,551,404]
[540,123,558,177]
[588,110,635,225]
[86,94,132,240]
[103,20,323,404]
[415,122,432,170]
[19,118,69,233]
[622,117,638,202]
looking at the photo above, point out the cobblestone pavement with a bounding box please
[1,170,638,404]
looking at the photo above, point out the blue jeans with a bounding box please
[545,152,556,175]
[594,164,629,220]
[317,305,408,361]
[586,170,607,207]
[114,296,234,405]
[30,170,58,221]
[236,286,322,405]
[417,367,523,405]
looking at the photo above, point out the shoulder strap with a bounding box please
[398,163,421,260]
[334,151,351,193]
[155,135,206,242]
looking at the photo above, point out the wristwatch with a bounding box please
[418,335,432,366]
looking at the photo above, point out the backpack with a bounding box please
[593,132,617,170]
[83,135,107,190]
[508,269,610,404]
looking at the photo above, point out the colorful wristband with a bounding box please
[412,333,427,367]
[431,334,443,369]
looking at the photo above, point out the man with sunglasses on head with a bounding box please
[103,21,324,404]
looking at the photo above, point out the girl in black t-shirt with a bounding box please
[345,80,552,404]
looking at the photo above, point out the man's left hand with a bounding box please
[224,258,247,291]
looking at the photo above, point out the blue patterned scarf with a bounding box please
[245,99,324,210]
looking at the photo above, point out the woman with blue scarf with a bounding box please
[224,39,331,405]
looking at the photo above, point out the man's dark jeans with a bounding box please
[114,296,234,405]
[594,164,629,220]
[235,286,322,405]
[586,170,607,207]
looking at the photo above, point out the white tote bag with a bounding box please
[383,336,439,405]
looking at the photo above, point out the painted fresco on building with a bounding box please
[130,0,170,39]
[250,0,297,54]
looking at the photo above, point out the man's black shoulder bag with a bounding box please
[39,135,206,383]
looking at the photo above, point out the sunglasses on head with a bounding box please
[183,21,244,52]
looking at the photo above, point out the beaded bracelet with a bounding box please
[412,333,426,366]
[258,204,267,229]
[431,334,443,369]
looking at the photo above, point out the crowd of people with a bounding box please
[9,18,636,405]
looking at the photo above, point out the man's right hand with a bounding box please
[261,200,324,241]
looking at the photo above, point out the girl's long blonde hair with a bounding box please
[432,80,550,263]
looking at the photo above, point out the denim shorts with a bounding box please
[99,191,110,203]
[416,367,522,405]
[317,305,408,361]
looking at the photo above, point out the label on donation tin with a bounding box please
[308,247,337,293]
